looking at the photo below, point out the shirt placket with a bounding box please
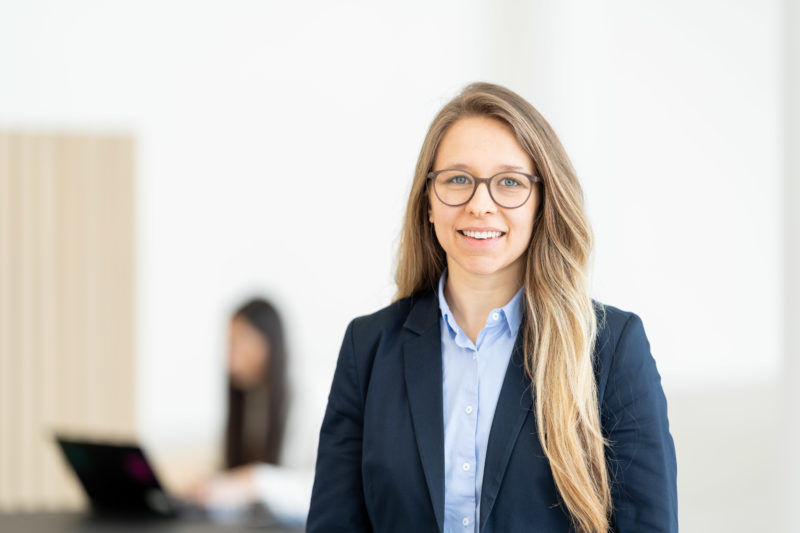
[456,343,479,531]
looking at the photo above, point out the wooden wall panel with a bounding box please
[0,132,135,511]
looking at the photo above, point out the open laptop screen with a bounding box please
[55,436,176,517]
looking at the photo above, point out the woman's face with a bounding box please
[429,115,540,283]
[228,316,270,390]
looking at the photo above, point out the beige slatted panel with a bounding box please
[4,134,23,509]
[102,137,135,436]
[39,134,61,510]
[0,132,13,507]
[0,131,135,511]
[19,132,37,509]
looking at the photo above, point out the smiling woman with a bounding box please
[307,83,678,533]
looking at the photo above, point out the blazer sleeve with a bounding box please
[602,313,678,532]
[307,320,373,533]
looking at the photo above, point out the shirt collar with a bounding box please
[437,272,460,337]
[437,270,525,338]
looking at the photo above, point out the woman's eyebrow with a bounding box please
[437,162,472,171]
[497,164,529,172]
[442,162,531,173]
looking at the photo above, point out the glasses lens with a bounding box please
[434,170,475,206]
[490,172,532,208]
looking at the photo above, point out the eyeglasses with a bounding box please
[427,169,542,209]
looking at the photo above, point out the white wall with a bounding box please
[786,0,800,528]
[0,0,795,529]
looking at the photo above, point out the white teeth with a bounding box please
[462,230,502,240]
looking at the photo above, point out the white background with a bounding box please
[1,1,798,530]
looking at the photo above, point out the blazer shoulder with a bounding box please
[592,300,652,396]
[349,295,414,339]
[349,290,437,341]
[592,299,643,353]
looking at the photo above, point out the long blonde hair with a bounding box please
[395,82,610,532]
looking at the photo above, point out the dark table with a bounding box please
[0,512,305,533]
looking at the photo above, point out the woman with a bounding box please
[188,298,312,525]
[308,83,677,532]
[226,298,288,470]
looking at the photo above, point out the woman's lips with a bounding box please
[458,229,505,240]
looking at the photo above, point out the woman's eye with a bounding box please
[448,175,470,185]
[499,177,521,187]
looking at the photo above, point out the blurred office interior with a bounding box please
[1,1,799,530]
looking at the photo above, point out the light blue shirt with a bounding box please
[438,272,524,533]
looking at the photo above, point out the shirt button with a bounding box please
[472,353,477,360]
[462,462,470,471]
[492,312,499,321]
[462,517,470,526]
[465,405,473,414]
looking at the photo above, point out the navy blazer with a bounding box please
[308,290,678,532]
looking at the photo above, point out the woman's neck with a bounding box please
[443,264,523,344]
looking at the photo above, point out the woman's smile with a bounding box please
[458,228,506,240]
[457,227,507,250]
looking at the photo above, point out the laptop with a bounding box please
[54,435,187,518]
[54,435,290,528]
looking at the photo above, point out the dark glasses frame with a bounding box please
[427,169,543,209]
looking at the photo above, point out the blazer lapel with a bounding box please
[479,330,533,531]
[403,292,445,532]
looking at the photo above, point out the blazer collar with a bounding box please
[403,290,445,531]
[401,290,533,533]
[403,289,440,335]
[479,330,532,530]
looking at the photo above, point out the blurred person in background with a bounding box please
[185,297,313,526]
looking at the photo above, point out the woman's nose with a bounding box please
[466,182,496,216]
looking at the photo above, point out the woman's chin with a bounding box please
[448,258,523,281]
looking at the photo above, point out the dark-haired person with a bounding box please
[187,298,313,526]
[308,83,677,532]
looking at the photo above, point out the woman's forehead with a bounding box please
[434,116,533,173]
